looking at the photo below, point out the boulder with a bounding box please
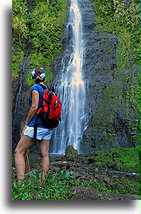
[65,145,79,161]
[49,165,61,173]
[69,186,140,200]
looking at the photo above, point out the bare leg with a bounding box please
[38,139,50,181]
[14,135,34,184]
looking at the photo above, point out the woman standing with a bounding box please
[14,67,53,184]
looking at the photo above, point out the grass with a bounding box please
[90,146,139,172]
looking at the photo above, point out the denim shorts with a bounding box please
[24,126,53,141]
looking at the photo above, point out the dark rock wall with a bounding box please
[12,54,31,150]
[78,0,139,153]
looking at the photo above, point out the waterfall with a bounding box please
[51,0,87,154]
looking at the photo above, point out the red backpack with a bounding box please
[36,85,62,129]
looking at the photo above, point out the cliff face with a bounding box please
[78,0,139,153]
[12,50,31,149]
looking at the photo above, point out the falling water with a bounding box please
[51,0,87,154]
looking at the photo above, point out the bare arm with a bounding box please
[21,90,39,135]
[25,90,39,125]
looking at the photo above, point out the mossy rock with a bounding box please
[65,145,79,161]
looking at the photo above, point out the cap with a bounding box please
[30,67,46,80]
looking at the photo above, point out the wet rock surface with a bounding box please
[79,0,139,153]
[69,185,140,200]
[12,57,31,150]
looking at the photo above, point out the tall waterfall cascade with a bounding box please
[51,0,87,154]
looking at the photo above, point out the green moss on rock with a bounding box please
[94,82,122,126]
[90,0,140,146]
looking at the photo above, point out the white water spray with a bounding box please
[52,0,87,154]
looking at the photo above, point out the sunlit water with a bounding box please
[51,0,87,154]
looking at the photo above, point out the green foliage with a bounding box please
[12,171,79,200]
[12,51,24,78]
[12,168,139,200]
[108,177,139,195]
[126,75,140,112]
[116,30,131,70]
[12,0,69,84]
[12,145,139,200]
[12,0,29,78]
[91,146,139,172]
[92,0,140,134]
[12,145,140,200]
[12,0,29,39]
[86,176,138,195]
[92,0,140,66]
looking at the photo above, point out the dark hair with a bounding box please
[34,68,45,84]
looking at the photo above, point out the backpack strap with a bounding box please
[38,84,55,93]
[46,91,53,117]
[34,115,39,141]
[37,84,49,91]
